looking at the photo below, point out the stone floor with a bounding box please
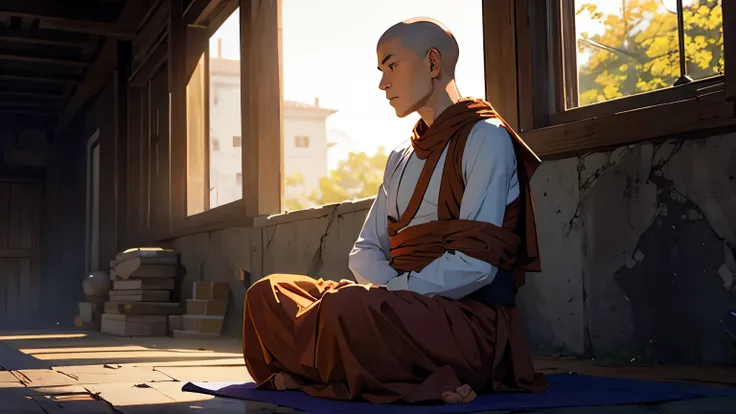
[0,329,733,413]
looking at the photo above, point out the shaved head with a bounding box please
[378,18,460,78]
[376,18,461,119]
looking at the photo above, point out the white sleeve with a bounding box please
[348,152,400,285]
[385,119,519,299]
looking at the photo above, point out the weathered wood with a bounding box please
[523,92,736,159]
[183,0,227,26]
[724,0,736,100]
[482,0,518,130]
[0,0,120,22]
[0,53,89,67]
[0,30,87,48]
[514,0,534,132]
[0,73,78,85]
[241,0,283,216]
[169,0,188,229]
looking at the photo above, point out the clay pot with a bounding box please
[83,270,111,299]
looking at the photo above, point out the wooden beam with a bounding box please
[0,108,57,116]
[53,0,148,137]
[482,0,519,130]
[0,0,121,22]
[183,0,226,26]
[242,0,283,216]
[0,29,88,48]
[0,73,78,84]
[724,0,736,100]
[0,53,90,67]
[169,0,187,227]
[0,90,64,99]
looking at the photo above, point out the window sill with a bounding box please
[159,199,253,240]
[522,88,736,159]
[254,197,375,228]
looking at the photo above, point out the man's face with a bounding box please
[377,38,433,118]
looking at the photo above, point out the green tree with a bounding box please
[576,0,724,106]
[285,147,389,210]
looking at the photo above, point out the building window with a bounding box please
[236,172,242,186]
[281,2,485,212]
[294,135,310,148]
[233,135,242,147]
[185,5,242,216]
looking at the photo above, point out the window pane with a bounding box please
[281,0,485,212]
[683,0,724,80]
[209,8,242,209]
[573,0,680,107]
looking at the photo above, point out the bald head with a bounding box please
[376,18,461,119]
[378,17,460,79]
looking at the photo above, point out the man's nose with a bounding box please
[378,73,390,91]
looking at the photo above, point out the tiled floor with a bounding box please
[0,330,733,413]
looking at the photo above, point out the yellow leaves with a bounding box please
[574,0,724,107]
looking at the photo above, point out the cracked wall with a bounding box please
[523,133,736,364]
[171,133,736,363]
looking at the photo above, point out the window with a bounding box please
[236,172,242,186]
[487,0,734,158]
[281,0,485,212]
[564,0,724,109]
[185,5,242,216]
[294,135,310,148]
[232,135,242,147]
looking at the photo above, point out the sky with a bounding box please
[210,0,681,169]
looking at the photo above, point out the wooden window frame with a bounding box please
[485,0,736,160]
[167,0,281,239]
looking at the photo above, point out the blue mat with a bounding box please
[181,373,736,413]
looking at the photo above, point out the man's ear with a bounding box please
[427,48,441,79]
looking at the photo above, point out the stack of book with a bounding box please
[101,248,182,336]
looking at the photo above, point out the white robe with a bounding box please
[348,118,520,299]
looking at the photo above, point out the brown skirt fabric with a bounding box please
[242,274,547,404]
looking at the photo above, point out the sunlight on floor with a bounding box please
[0,333,88,341]
[29,349,242,361]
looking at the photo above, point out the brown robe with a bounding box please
[242,98,547,404]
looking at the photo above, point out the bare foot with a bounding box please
[273,372,300,391]
[441,384,477,404]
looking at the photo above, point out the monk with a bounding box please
[242,17,547,405]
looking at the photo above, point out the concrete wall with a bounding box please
[171,132,736,365]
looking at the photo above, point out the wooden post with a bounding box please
[241,0,283,217]
[482,0,519,131]
[169,0,188,226]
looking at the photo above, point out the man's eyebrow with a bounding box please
[377,54,393,71]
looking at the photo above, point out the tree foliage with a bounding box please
[576,0,724,106]
[285,147,389,211]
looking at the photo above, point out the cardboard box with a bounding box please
[182,315,224,335]
[192,282,230,301]
[186,299,228,316]
[109,289,170,302]
[101,314,167,336]
[114,278,175,290]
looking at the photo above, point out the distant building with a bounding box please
[208,55,337,207]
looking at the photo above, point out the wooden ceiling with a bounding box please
[0,0,148,135]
